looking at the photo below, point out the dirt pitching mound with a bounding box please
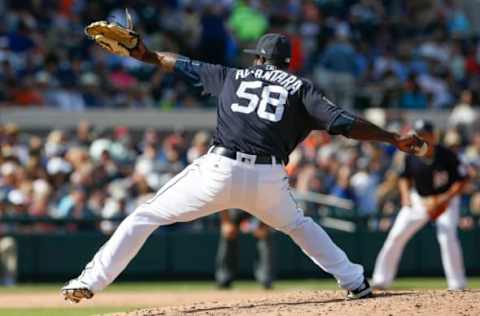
[107,289,480,316]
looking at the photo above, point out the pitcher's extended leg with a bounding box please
[68,156,231,294]
[281,213,364,289]
[251,172,364,290]
[79,205,169,292]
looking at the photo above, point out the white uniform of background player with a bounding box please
[372,120,468,290]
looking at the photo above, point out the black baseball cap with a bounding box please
[413,119,435,133]
[244,33,291,64]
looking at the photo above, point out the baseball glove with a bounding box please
[84,8,139,56]
[423,196,449,221]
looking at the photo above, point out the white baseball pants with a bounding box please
[372,191,466,290]
[78,153,364,292]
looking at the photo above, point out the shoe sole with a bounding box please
[61,288,94,303]
[346,287,373,300]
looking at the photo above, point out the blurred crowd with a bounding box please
[1,0,480,110]
[0,108,480,234]
[0,120,215,234]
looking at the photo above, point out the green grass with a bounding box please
[1,278,479,316]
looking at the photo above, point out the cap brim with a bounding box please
[243,49,261,55]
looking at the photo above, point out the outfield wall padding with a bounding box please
[13,227,480,282]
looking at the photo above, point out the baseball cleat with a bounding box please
[61,279,94,303]
[346,279,373,300]
[448,287,466,292]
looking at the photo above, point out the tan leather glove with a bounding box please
[84,9,140,57]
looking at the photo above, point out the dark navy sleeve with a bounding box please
[174,57,229,96]
[399,155,411,179]
[301,80,355,134]
[448,150,468,182]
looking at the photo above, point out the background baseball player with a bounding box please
[372,120,468,290]
[216,209,273,289]
[61,12,427,303]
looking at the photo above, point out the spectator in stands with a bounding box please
[330,166,355,201]
[464,127,480,164]
[0,162,17,199]
[449,90,477,128]
[399,76,428,109]
[316,29,357,109]
[199,4,229,65]
[74,121,94,149]
[228,0,268,43]
[2,124,28,165]
[29,179,51,217]
[351,158,379,216]
[54,186,92,220]
[187,131,211,163]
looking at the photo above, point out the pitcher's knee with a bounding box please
[126,203,174,227]
[278,215,313,236]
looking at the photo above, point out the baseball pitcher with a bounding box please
[372,120,468,290]
[62,11,427,302]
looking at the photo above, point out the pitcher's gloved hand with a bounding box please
[84,8,143,57]
[423,195,449,221]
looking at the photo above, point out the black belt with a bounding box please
[211,146,281,165]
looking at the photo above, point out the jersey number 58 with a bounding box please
[231,81,288,122]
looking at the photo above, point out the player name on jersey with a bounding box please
[235,68,303,95]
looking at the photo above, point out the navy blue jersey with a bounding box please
[400,145,467,196]
[175,59,352,164]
